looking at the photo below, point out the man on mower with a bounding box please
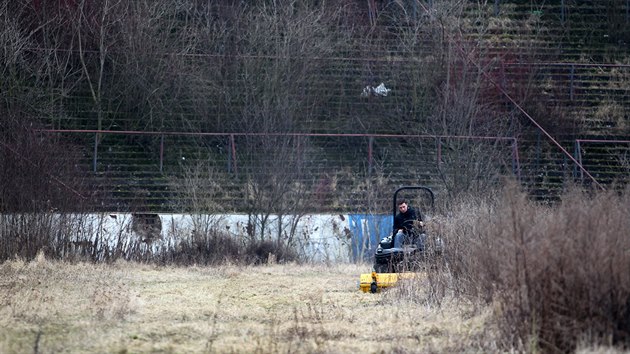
[394,199,420,232]
[393,199,423,247]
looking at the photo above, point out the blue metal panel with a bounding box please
[348,214,392,262]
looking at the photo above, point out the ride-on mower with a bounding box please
[359,186,441,293]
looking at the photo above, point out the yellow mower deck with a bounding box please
[359,271,417,293]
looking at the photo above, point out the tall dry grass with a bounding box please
[0,212,299,265]
[431,182,630,352]
[3,181,630,352]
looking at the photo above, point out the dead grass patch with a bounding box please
[0,258,493,353]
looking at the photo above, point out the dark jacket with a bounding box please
[394,206,419,232]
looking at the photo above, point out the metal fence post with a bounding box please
[575,140,583,182]
[368,136,374,176]
[570,64,575,101]
[226,135,232,173]
[296,135,302,174]
[436,137,442,166]
[93,132,99,172]
[159,134,164,173]
[512,138,521,180]
[230,134,238,177]
[535,131,542,183]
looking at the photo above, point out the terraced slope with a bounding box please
[38,1,630,211]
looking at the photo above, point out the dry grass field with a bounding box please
[0,254,494,354]
[3,185,630,353]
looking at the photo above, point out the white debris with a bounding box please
[373,83,391,96]
[361,82,391,97]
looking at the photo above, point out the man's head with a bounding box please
[397,199,408,213]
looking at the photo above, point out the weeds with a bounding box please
[1,212,301,266]
[3,181,630,352]
[430,182,630,352]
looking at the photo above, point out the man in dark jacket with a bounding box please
[393,199,425,248]
[393,199,420,233]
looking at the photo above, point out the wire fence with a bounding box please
[33,130,630,213]
[4,1,630,213]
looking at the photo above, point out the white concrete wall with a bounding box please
[68,213,392,262]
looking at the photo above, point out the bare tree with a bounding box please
[214,1,346,243]
[375,1,531,198]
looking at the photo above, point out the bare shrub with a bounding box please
[0,113,92,261]
[171,159,227,213]
[244,239,299,265]
[161,229,241,266]
[240,135,310,244]
[155,229,298,266]
[0,214,55,261]
[227,1,344,243]
[0,114,88,213]
[0,204,84,261]
[168,157,303,265]
[433,180,630,352]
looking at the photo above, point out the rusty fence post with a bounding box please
[570,64,575,101]
[436,137,442,166]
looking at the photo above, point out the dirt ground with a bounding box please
[0,255,492,353]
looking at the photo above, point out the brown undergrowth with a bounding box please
[431,182,630,353]
[2,183,629,353]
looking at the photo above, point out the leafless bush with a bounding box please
[430,180,630,352]
[172,160,227,214]
[159,228,241,266]
[154,227,298,266]
[0,113,88,209]
[0,112,91,262]
[241,135,309,242]
[168,155,304,265]
[1,1,92,259]
[194,0,347,244]
[0,213,99,262]
[244,239,299,265]
[377,1,519,198]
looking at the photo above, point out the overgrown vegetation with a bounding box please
[2,0,630,350]
[417,181,630,352]
[0,211,300,265]
[1,182,630,352]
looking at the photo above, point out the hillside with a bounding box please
[0,0,629,212]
